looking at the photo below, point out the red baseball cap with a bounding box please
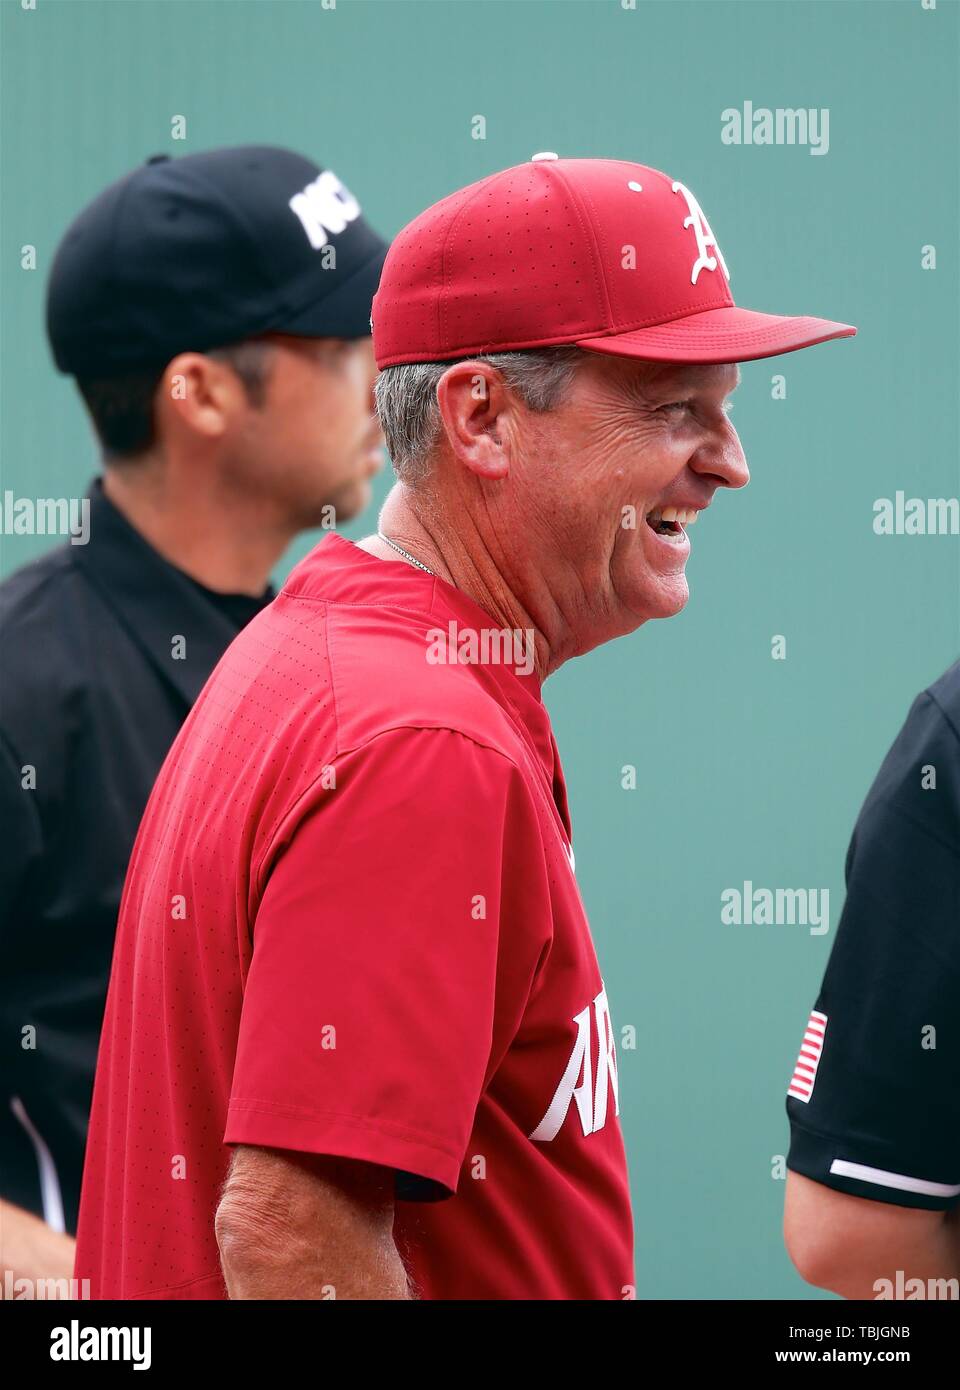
[372,154,856,368]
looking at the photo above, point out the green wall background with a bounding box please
[2,0,958,1298]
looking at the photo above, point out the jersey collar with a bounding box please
[70,477,252,708]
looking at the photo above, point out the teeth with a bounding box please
[647,507,700,525]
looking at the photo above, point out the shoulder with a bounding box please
[854,661,960,849]
[876,664,960,787]
[0,542,78,628]
[210,595,548,879]
[923,659,960,745]
[0,544,93,761]
[322,600,534,767]
[254,723,549,905]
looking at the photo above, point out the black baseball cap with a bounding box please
[47,145,389,376]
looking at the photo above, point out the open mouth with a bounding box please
[645,506,699,539]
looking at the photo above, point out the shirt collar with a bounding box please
[70,477,261,708]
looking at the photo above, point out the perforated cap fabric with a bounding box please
[371,156,856,367]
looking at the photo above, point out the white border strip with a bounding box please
[830,1157,960,1200]
[10,1095,66,1233]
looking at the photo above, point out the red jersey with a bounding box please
[75,534,635,1300]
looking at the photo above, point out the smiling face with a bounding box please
[410,348,752,675]
[501,353,750,654]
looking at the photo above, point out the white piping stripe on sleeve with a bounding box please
[829,1158,960,1200]
[9,1095,66,1233]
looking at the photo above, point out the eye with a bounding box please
[657,398,736,421]
[659,399,736,418]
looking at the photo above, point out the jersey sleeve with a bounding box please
[225,726,553,1198]
[785,688,960,1210]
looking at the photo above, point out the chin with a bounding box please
[325,477,372,526]
[634,577,690,622]
[611,526,691,625]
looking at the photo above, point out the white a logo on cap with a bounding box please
[671,180,730,286]
[289,170,361,250]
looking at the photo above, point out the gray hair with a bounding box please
[374,346,585,483]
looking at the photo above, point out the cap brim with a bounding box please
[575,305,856,365]
[273,242,388,341]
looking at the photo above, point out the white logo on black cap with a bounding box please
[289,170,362,250]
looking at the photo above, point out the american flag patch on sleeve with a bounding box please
[788,1009,827,1103]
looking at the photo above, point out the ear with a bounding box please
[154,352,248,445]
[435,361,518,481]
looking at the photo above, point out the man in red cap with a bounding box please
[75,155,855,1300]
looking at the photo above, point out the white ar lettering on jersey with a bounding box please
[289,170,362,250]
[529,982,619,1143]
[670,180,730,286]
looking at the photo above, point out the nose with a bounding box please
[689,418,750,492]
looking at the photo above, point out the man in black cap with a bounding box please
[0,146,388,1294]
[784,660,960,1297]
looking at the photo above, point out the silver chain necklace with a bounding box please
[377,531,435,576]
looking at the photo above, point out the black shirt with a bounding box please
[0,478,273,1233]
[786,659,960,1211]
